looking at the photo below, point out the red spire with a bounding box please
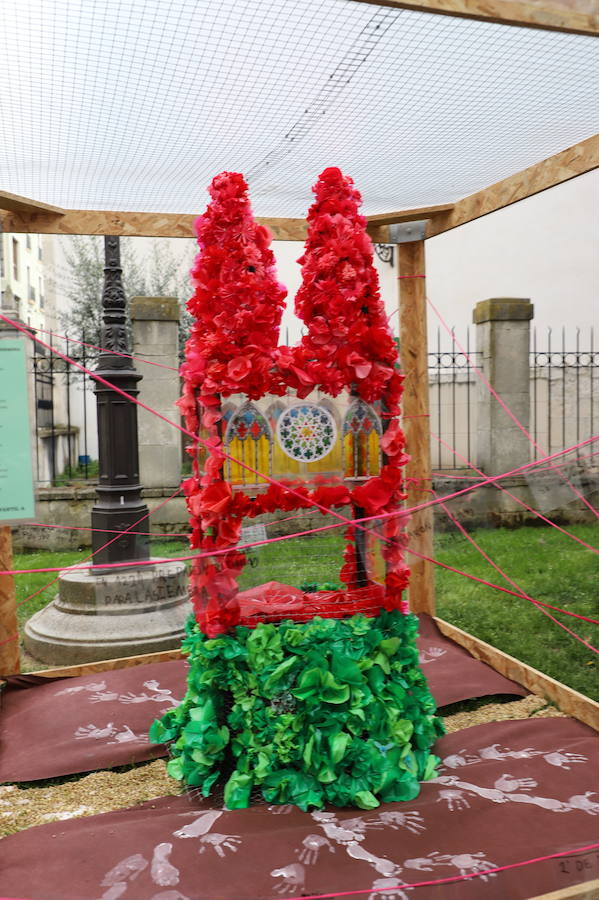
[183,171,287,407]
[292,167,399,405]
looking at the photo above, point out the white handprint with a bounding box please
[404,852,441,871]
[109,725,142,744]
[89,691,120,703]
[494,774,537,793]
[442,750,480,769]
[436,852,497,882]
[543,750,587,770]
[368,877,409,900]
[151,843,179,886]
[296,834,335,865]
[436,789,470,811]
[271,863,305,894]
[75,723,117,740]
[311,811,368,844]
[479,744,542,761]
[419,646,447,664]
[198,833,242,858]
[376,811,426,834]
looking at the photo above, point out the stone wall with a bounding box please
[12,471,599,552]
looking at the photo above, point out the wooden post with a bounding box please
[398,240,435,615]
[0,526,21,675]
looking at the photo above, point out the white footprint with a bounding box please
[99,885,128,900]
[150,893,190,900]
[151,842,180,887]
[101,854,148,886]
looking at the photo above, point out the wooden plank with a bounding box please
[427,134,599,237]
[0,206,388,243]
[366,203,454,226]
[529,877,599,900]
[435,617,599,731]
[0,208,310,241]
[398,240,435,615]
[0,190,65,216]
[0,526,20,676]
[349,0,599,36]
[29,646,185,679]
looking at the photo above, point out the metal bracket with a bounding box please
[388,220,427,243]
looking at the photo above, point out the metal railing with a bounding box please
[531,327,598,464]
[428,326,598,472]
[428,327,480,471]
[32,333,96,486]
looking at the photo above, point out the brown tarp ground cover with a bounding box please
[416,615,527,706]
[0,617,525,783]
[0,660,186,783]
[2,717,598,900]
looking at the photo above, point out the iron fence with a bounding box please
[427,326,599,472]
[531,327,598,464]
[30,325,598,485]
[427,327,480,471]
[32,333,97,486]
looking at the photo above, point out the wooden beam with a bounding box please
[0,206,393,243]
[366,202,454,226]
[435,617,599,731]
[0,190,65,217]
[348,0,599,36]
[427,134,599,237]
[0,208,310,241]
[0,526,20,676]
[28,646,185,679]
[529,878,599,900]
[398,240,435,615]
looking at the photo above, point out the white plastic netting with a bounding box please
[1,0,598,216]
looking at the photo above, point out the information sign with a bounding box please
[0,339,35,523]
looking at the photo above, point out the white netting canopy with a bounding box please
[1,0,598,217]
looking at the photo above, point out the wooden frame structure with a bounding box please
[1,4,598,895]
[3,127,597,728]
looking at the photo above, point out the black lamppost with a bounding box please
[91,236,150,565]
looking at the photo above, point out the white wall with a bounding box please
[426,169,599,349]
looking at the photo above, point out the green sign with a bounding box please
[0,338,35,523]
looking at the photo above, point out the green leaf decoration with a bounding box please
[150,610,444,811]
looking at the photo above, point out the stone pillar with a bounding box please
[131,297,181,489]
[473,298,534,476]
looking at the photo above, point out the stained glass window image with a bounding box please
[343,400,382,478]
[276,403,337,463]
[225,403,271,485]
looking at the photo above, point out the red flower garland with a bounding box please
[180,168,410,636]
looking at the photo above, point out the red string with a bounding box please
[434,492,599,648]
[32,326,180,372]
[276,841,599,900]
[23,521,191,538]
[427,297,599,521]
[432,430,599,556]
[14,486,183,610]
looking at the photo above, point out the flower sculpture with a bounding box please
[151,169,443,810]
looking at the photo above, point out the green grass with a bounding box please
[10,524,599,698]
[435,523,599,700]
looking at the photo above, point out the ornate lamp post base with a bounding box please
[24,559,190,665]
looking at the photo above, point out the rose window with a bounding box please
[276,403,336,462]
